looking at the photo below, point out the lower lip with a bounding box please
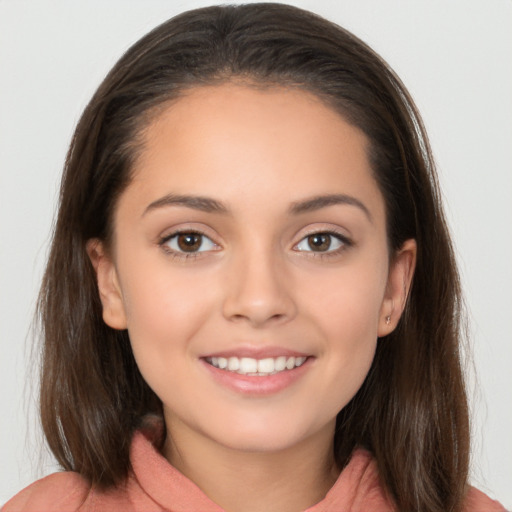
[200,358,313,396]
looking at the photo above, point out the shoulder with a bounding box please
[464,486,508,512]
[335,450,508,512]
[2,472,90,512]
[2,469,161,512]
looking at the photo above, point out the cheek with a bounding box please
[301,258,387,337]
[118,262,217,368]
[298,259,386,394]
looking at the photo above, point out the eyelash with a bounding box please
[294,230,352,259]
[158,230,218,260]
[158,229,352,260]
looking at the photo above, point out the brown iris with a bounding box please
[307,234,331,252]
[177,233,202,252]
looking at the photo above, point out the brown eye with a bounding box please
[177,233,203,252]
[295,232,347,254]
[307,234,331,252]
[162,232,217,254]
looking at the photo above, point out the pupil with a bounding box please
[178,233,201,252]
[308,234,331,252]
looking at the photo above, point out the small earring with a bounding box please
[385,315,391,325]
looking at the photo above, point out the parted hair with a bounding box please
[38,4,469,512]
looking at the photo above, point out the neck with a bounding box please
[162,419,339,512]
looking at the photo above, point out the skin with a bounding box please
[88,83,416,512]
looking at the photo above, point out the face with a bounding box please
[90,84,415,459]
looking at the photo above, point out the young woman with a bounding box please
[3,4,507,512]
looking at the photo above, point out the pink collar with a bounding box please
[130,419,391,512]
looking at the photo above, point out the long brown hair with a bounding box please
[38,4,469,511]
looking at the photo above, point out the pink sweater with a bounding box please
[4,428,506,512]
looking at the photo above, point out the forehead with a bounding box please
[123,83,385,222]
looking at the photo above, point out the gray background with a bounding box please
[1,0,511,507]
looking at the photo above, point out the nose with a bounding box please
[222,246,297,327]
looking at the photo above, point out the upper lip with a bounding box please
[200,346,311,359]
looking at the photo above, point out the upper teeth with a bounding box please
[207,356,307,375]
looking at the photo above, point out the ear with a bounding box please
[378,239,417,337]
[86,239,128,330]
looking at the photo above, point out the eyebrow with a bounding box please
[289,194,372,221]
[143,194,229,216]
[143,192,371,221]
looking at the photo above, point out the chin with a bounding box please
[206,417,332,454]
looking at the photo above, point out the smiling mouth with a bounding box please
[204,355,308,376]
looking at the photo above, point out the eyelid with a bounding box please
[292,227,353,255]
[156,223,353,260]
[158,225,222,258]
[293,224,352,243]
[157,222,221,243]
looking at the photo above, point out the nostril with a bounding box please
[221,273,297,326]
[227,311,290,328]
